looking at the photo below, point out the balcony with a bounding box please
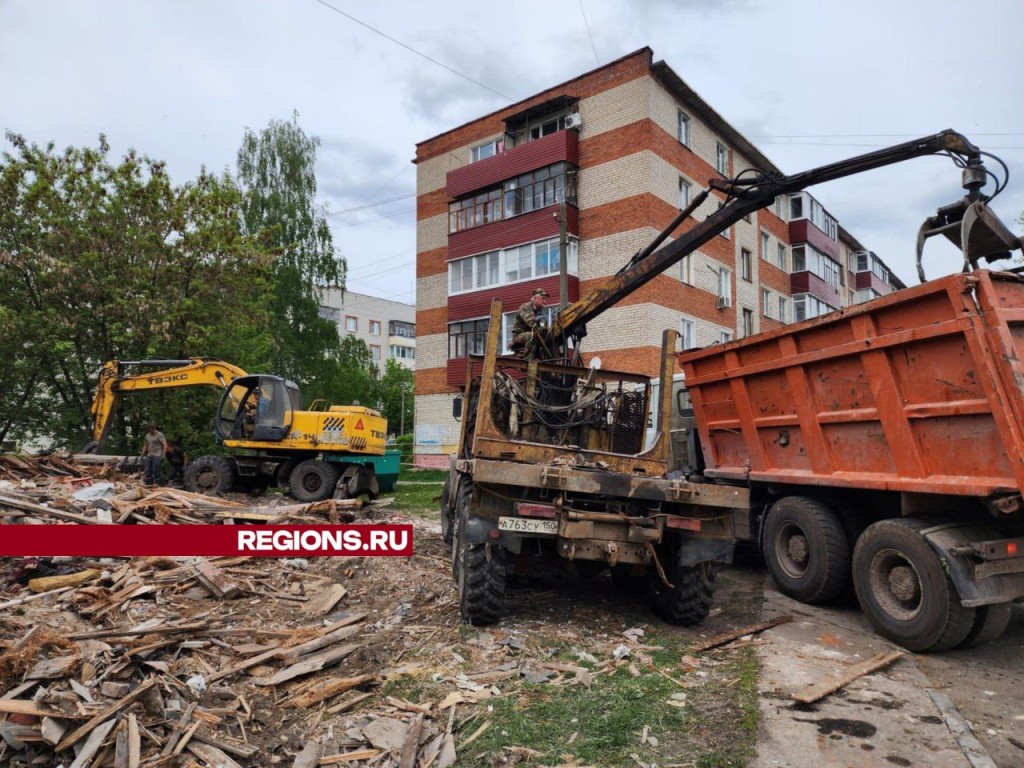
[855,270,894,296]
[447,129,579,200]
[791,270,841,308]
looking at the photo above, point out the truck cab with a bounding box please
[645,373,704,476]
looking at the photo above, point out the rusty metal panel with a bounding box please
[680,271,1024,497]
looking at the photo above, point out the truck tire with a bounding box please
[185,456,237,494]
[649,559,718,626]
[764,496,850,604]
[961,603,1013,648]
[289,460,340,502]
[440,474,454,545]
[453,489,507,626]
[852,518,976,652]
[451,478,472,580]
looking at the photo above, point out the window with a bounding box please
[678,111,691,146]
[716,143,728,174]
[448,161,578,233]
[448,318,489,359]
[740,249,752,281]
[742,308,754,338]
[792,244,840,289]
[389,320,416,338]
[344,316,357,332]
[390,345,415,360]
[718,267,731,304]
[761,232,770,261]
[680,253,693,285]
[501,307,556,354]
[788,192,837,241]
[679,177,691,208]
[369,344,381,361]
[680,318,696,350]
[762,288,771,316]
[448,237,578,295]
[717,201,730,238]
[777,243,787,271]
[790,194,803,220]
[774,196,784,219]
[529,114,568,141]
[319,305,341,323]
[778,297,788,323]
[720,330,733,343]
[793,294,836,322]
[369,320,381,336]
[471,140,500,163]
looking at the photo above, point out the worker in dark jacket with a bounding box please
[510,288,549,359]
[166,437,188,486]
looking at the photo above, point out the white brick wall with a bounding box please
[417,152,467,196]
[580,228,661,281]
[578,152,649,210]
[414,394,460,456]
[418,274,447,312]
[578,76,649,139]
[416,332,448,374]
[417,213,448,254]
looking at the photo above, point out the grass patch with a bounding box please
[389,468,448,515]
[684,645,760,768]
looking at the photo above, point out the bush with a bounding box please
[396,434,413,463]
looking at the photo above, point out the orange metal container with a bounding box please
[679,270,1024,498]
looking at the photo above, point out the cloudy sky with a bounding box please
[2,0,1021,302]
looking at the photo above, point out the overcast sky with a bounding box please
[2,0,1021,303]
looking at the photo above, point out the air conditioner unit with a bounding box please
[717,296,732,309]
[565,112,582,130]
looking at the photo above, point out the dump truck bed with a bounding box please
[679,270,1024,497]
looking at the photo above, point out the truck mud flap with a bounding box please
[464,515,522,554]
[921,522,1024,607]
[677,536,734,567]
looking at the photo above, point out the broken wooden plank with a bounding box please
[127,713,140,768]
[0,700,87,719]
[67,621,208,640]
[305,583,347,615]
[26,654,80,680]
[689,615,794,653]
[28,569,99,593]
[791,650,904,704]
[253,643,361,686]
[40,717,69,745]
[0,493,101,524]
[56,678,156,751]
[191,730,260,759]
[399,713,424,768]
[187,742,244,768]
[288,674,376,708]
[0,585,75,611]
[319,750,382,765]
[325,691,374,715]
[192,560,242,600]
[68,718,117,768]
[279,623,363,661]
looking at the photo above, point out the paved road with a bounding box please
[736,566,1024,768]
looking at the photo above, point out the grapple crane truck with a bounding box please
[442,130,1024,650]
[86,358,397,500]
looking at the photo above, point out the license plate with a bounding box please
[498,516,558,535]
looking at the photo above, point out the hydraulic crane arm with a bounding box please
[86,358,248,451]
[552,130,991,341]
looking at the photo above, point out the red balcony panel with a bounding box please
[448,206,578,260]
[448,275,579,322]
[788,219,840,260]
[791,271,841,307]
[855,271,895,295]
[446,130,579,199]
[447,357,469,388]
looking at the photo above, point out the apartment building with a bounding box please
[319,289,416,375]
[413,47,901,466]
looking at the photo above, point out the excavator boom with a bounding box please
[86,358,247,451]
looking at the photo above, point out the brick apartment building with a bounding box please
[413,47,903,466]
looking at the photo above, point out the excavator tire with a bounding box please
[185,456,237,495]
[289,459,340,502]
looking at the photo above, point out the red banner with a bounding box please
[0,525,414,557]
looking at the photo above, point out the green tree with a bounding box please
[334,335,378,409]
[376,358,415,436]
[0,132,273,452]
[236,113,347,400]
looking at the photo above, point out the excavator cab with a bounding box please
[216,375,299,443]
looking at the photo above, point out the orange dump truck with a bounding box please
[678,269,1024,651]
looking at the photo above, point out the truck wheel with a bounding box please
[440,475,455,545]
[289,460,340,502]
[452,478,473,581]
[961,603,1013,648]
[453,496,507,626]
[852,519,976,652]
[185,456,237,494]
[764,496,850,604]
[649,558,718,626]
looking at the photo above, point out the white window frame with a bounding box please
[680,317,696,350]
[720,330,733,343]
[679,176,691,209]
[678,111,691,146]
[717,201,730,239]
[777,243,787,271]
[778,296,788,323]
[369,320,381,336]
[680,253,693,285]
[762,288,771,317]
[716,143,728,175]
[760,231,770,261]
[344,316,357,333]
[740,248,752,282]
[471,140,500,163]
[448,237,579,296]
[718,267,732,303]
[742,308,754,338]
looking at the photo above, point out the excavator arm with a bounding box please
[552,130,1016,344]
[86,358,248,452]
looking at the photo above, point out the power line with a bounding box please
[346,249,414,278]
[747,132,1022,138]
[579,0,600,66]
[329,207,416,230]
[311,0,511,100]
[325,192,415,217]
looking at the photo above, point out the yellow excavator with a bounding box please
[85,358,398,500]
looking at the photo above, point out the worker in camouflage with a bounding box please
[510,288,549,359]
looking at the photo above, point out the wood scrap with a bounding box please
[67,718,116,768]
[319,749,382,765]
[28,569,100,593]
[791,650,905,704]
[399,713,424,768]
[252,643,361,686]
[192,560,242,599]
[287,674,376,708]
[56,678,156,751]
[186,741,243,768]
[689,615,794,653]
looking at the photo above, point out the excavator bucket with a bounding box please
[917,199,1022,281]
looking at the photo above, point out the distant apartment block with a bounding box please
[413,47,902,466]
[319,289,416,375]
